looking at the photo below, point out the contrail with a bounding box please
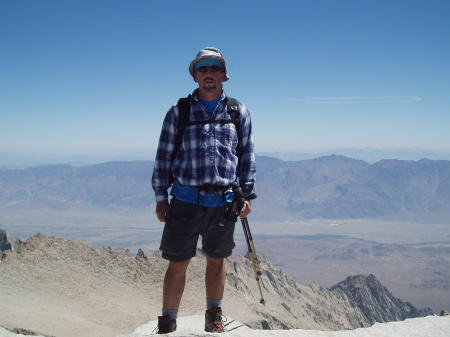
[299,96,421,103]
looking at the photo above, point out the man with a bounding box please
[151,47,256,334]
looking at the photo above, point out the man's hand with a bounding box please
[234,200,252,218]
[156,200,170,222]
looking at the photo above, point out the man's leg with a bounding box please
[205,255,226,300]
[157,197,202,333]
[163,259,191,310]
[204,255,227,333]
[201,205,236,333]
[158,259,191,333]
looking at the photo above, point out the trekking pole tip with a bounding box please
[260,298,266,305]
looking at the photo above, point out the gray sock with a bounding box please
[206,298,223,309]
[162,308,178,320]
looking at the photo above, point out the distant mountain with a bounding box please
[0,156,449,222]
[256,155,450,222]
[3,148,450,169]
[258,148,450,163]
[0,150,155,169]
[0,161,154,209]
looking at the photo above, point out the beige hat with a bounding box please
[189,47,229,81]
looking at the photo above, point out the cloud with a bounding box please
[299,97,421,104]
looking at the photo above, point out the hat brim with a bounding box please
[189,56,229,81]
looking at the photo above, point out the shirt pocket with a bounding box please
[221,122,238,149]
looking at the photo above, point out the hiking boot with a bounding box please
[156,316,177,334]
[205,307,227,333]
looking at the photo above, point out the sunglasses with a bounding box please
[196,66,223,73]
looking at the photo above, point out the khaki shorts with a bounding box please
[159,197,237,261]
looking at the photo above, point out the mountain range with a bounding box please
[1,155,449,222]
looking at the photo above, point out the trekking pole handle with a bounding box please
[230,182,245,213]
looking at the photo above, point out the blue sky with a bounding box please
[1,0,449,160]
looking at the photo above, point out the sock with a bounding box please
[206,298,223,309]
[162,308,178,320]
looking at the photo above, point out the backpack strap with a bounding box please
[226,97,240,135]
[183,98,240,128]
[176,95,240,148]
[173,94,192,164]
[226,98,242,174]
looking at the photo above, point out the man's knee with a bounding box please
[167,259,191,274]
[206,255,225,268]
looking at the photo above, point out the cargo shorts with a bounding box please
[159,197,237,261]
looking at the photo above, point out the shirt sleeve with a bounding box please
[237,103,256,198]
[151,104,178,202]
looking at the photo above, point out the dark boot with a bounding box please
[157,315,177,334]
[205,307,227,333]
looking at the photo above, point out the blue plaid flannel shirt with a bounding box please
[152,90,256,202]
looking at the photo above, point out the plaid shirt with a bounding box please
[152,90,256,202]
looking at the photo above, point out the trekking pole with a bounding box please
[230,182,266,305]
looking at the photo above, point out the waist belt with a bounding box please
[196,184,226,194]
[171,180,234,206]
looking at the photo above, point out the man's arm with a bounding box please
[152,105,178,202]
[237,103,256,199]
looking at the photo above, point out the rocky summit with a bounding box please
[0,230,432,337]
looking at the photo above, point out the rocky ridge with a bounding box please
[0,228,23,260]
[330,274,431,324]
[0,230,432,337]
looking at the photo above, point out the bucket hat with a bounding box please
[189,47,229,81]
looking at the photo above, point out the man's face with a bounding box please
[194,66,227,93]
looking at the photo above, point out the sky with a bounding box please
[1,0,450,161]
